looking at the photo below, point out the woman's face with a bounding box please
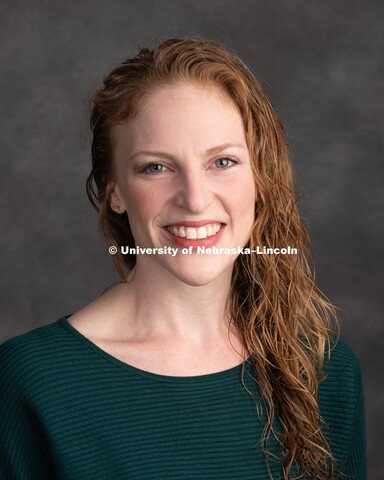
[108,82,256,286]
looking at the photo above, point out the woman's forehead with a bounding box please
[137,81,236,112]
[113,82,247,155]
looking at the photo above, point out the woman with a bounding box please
[0,37,366,480]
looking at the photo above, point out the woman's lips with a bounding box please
[162,223,226,250]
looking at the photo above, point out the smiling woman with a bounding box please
[0,37,366,480]
[107,81,256,286]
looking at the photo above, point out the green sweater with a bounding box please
[0,315,366,480]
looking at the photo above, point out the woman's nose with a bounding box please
[174,167,213,213]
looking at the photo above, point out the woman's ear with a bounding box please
[106,181,126,214]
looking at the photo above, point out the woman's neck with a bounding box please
[119,263,234,348]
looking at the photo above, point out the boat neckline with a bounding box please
[58,314,252,384]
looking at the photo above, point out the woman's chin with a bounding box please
[137,252,235,287]
[168,261,233,287]
[174,274,219,287]
[177,274,215,287]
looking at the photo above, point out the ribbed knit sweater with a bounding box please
[0,314,366,480]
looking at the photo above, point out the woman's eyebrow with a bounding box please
[129,143,246,162]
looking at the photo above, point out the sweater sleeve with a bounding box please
[0,338,57,480]
[344,346,367,480]
[322,337,367,480]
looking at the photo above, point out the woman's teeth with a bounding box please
[166,223,222,239]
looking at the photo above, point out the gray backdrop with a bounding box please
[1,0,382,476]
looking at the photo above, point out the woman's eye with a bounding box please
[140,163,167,174]
[214,157,237,168]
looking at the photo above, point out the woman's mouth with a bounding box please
[162,222,226,249]
[166,222,222,239]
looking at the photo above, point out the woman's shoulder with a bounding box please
[0,318,66,363]
[0,317,71,401]
[0,283,127,384]
[318,334,365,415]
[323,334,363,382]
[0,304,109,376]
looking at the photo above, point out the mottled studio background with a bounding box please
[1,0,383,476]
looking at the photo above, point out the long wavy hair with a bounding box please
[86,36,341,480]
